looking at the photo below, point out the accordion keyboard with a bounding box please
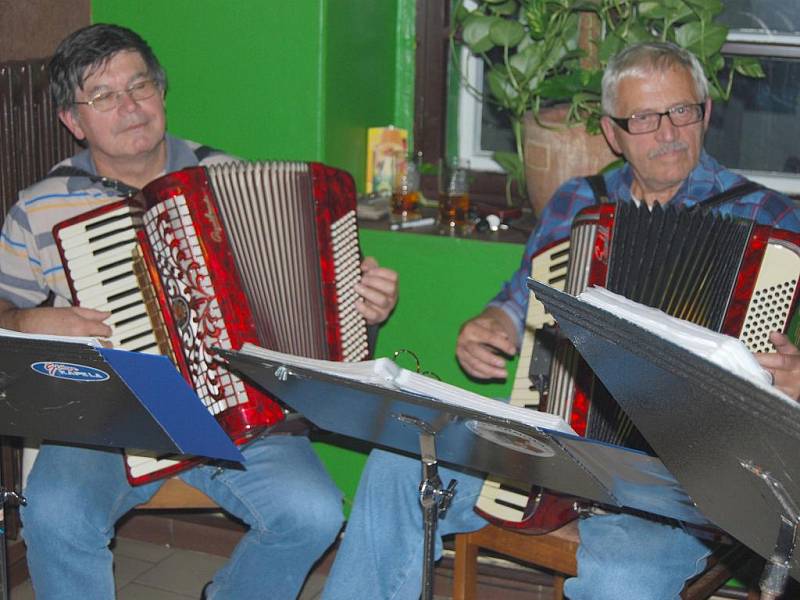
[509,239,571,409]
[475,239,571,524]
[54,202,161,353]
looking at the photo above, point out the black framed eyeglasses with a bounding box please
[73,79,159,113]
[609,103,706,135]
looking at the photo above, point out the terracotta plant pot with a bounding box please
[523,106,618,217]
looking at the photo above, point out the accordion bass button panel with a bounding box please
[740,242,800,353]
[330,209,369,362]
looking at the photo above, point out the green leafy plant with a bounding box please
[454,0,764,202]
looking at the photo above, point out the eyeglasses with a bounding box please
[609,103,705,135]
[73,79,160,113]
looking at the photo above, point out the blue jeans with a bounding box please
[322,448,712,600]
[21,435,343,600]
[564,512,711,599]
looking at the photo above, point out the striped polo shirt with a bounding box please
[0,135,233,309]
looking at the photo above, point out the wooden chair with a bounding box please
[137,478,218,510]
[1,56,80,540]
[452,522,763,600]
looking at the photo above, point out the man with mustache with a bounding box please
[323,42,800,599]
[0,23,398,599]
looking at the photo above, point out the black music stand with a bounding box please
[529,280,800,597]
[0,332,243,599]
[219,347,714,600]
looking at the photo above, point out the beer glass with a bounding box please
[438,157,470,228]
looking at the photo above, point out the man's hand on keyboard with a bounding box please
[0,300,112,338]
[456,307,517,380]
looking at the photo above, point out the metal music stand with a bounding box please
[221,347,715,599]
[530,280,800,597]
[0,333,244,600]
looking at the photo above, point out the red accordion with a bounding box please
[54,161,369,484]
[476,201,800,531]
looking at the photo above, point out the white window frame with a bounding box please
[722,31,800,195]
[457,44,505,173]
[456,28,800,195]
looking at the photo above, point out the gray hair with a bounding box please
[49,23,167,111]
[601,42,709,116]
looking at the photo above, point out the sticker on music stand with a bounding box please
[465,420,555,457]
[30,361,110,382]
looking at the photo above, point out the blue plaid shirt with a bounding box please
[489,150,800,344]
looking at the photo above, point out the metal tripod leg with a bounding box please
[741,460,798,599]
[0,464,26,600]
[418,430,456,600]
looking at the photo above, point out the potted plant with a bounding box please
[454,0,764,214]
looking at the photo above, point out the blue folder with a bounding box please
[0,334,242,463]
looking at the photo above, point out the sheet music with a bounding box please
[577,286,778,392]
[237,343,577,435]
[0,326,103,348]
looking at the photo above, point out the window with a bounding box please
[414,0,515,207]
[456,44,515,174]
[707,1,800,194]
[438,1,800,197]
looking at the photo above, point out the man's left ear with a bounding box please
[58,108,86,142]
[600,115,623,156]
[702,98,713,129]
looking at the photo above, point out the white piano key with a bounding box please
[57,205,137,241]
[110,329,158,350]
[94,290,147,313]
[76,276,141,305]
[62,229,138,262]
[58,216,138,250]
[138,345,163,356]
[108,314,152,339]
[64,240,138,272]
[66,244,138,279]
[71,262,136,292]
[107,302,149,324]
[123,337,161,354]
[128,457,180,478]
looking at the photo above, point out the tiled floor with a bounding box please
[7,533,761,600]
[8,535,555,600]
[11,537,227,600]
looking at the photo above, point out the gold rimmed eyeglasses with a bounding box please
[73,79,159,112]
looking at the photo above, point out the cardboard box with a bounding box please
[366,126,408,194]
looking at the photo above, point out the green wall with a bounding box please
[92,0,407,189]
[323,0,406,183]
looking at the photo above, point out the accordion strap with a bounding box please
[692,180,764,211]
[586,174,610,204]
[45,144,223,198]
[47,166,140,197]
[585,174,764,209]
